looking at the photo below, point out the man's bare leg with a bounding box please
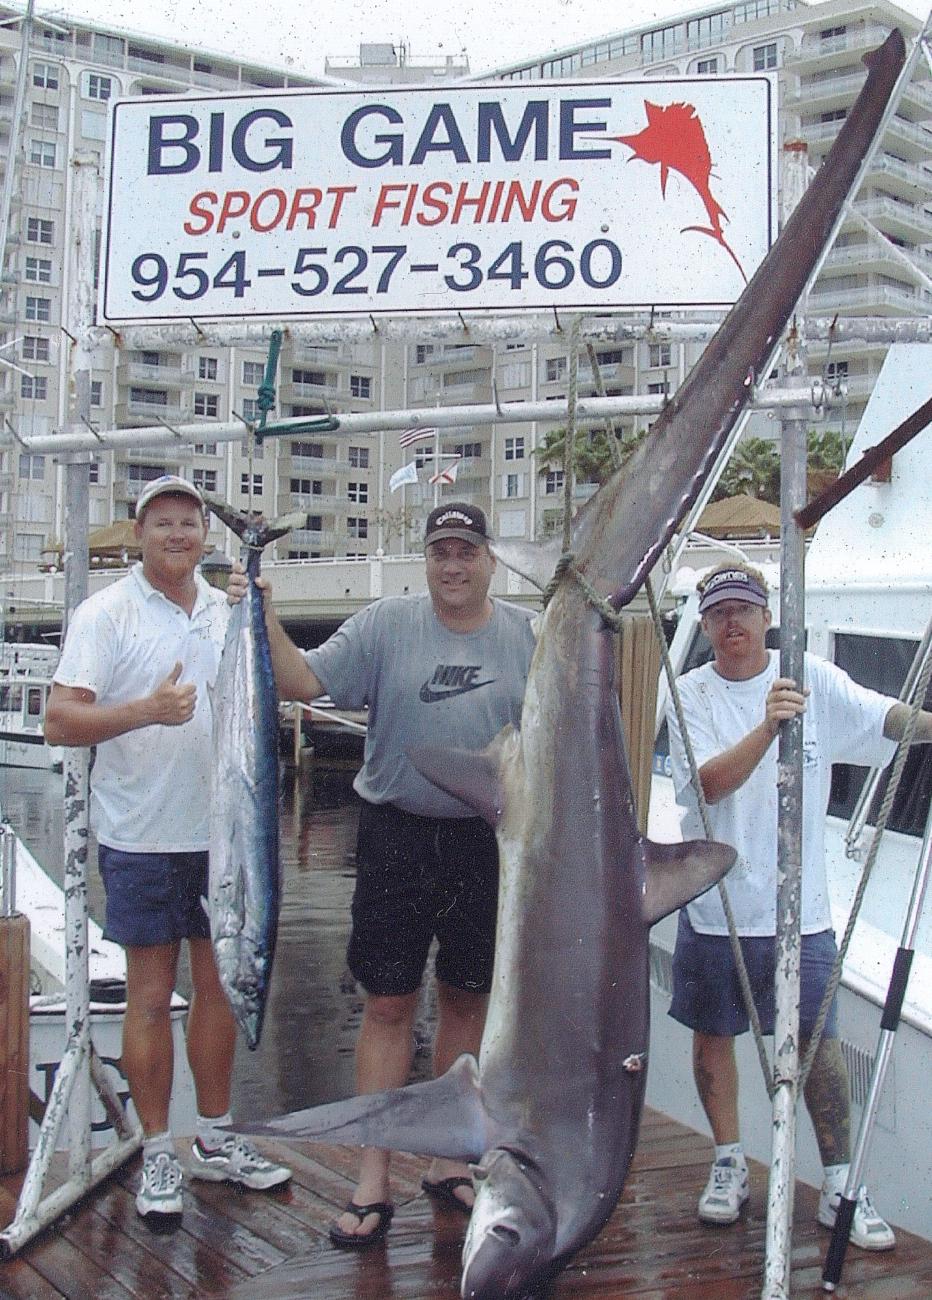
[423,981,488,1209]
[334,989,419,1240]
[122,943,180,1136]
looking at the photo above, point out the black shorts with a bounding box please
[347,800,499,997]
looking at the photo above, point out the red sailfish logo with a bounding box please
[611,101,747,283]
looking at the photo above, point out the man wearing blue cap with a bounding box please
[665,561,932,1250]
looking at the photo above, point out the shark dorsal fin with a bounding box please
[490,538,564,593]
[408,740,506,826]
[641,839,735,926]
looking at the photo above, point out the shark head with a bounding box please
[460,1148,557,1300]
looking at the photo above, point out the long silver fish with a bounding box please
[235,32,905,1295]
[206,499,304,1050]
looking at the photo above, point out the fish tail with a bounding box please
[680,225,748,284]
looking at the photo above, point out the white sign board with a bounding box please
[100,78,776,323]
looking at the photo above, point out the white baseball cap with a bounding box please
[135,475,204,517]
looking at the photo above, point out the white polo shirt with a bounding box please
[54,564,230,853]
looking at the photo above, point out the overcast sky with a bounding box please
[32,1,932,80]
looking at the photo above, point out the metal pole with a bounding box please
[762,139,810,1300]
[0,0,34,275]
[822,715,932,1289]
[0,820,14,916]
[62,151,98,1181]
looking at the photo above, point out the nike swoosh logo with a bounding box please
[419,678,495,703]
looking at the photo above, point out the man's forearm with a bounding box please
[698,720,778,804]
[45,693,162,747]
[265,604,324,702]
[883,704,932,743]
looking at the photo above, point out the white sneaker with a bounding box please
[189,1134,291,1190]
[136,1150,183,1218]
[817,1183,895,1251]
[698,1156,749,1225]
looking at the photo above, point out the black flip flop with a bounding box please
[329,1200,395,1249]
[421,1175,474,1214]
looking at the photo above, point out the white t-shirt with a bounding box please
[54,564,230,852]
[666,650,896,936]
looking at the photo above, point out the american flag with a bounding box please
[398,425,438,448]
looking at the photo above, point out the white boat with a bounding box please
[0,643,64,770]
[645,342,932,1241]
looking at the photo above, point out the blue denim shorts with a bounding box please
[98,845,211,947]
[669,909,839,1039]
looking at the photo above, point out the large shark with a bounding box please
[236,32,906,1299]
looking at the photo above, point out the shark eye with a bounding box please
[491,1224,520,1246]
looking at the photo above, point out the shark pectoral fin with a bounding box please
[490,537,563,592]
[641,839,736,926]
[233,1053,491,1161]
[408,742,505,826]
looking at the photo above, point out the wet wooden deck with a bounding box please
[2,1108,929,1298]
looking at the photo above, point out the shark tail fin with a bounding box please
[490,537,564,592]
[641,838,735,926]
[233,1053,492,1161]
[408,730,516,827]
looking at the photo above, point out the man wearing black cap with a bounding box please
[259,501,536,1246]
[665,561,932,1249]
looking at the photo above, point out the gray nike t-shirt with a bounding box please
[306,594,536,817]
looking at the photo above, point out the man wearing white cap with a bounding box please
[45,476,290,1221]
[665,560,932,1250]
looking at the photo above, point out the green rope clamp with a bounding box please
[253,330,283,443]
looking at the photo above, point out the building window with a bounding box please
[241,472,263,495]
[25,257,52,283]
[194,441,218,454]
[347,516,368,539]
[242,360,264,386]
[348,481,368,504]
[87,73,112,101]
[291,440,323,459]
[193,468,218,493]
[505,473,519,498]
[415,344,434,363]
[140,350,160,367]
[649,342,671,368]
[289,478,322,495]
[240,398,259,421]
[198,356,218,381]
[22,336,50,362]
[130,387,167,405]
[30,103,58,129]
[25,296,51,322]
[696,57,719,75]
[648,381,667,395]
[350,374,371,398]
[21,374,48,399]
[596,348,631,366]
[88,461,100,484]
[348,445,369,469]
[91,380,103,407]
[29,139,57,168]
[826,361,849,382]
[26,217,54,244]
[452,442,482,459]
[504,436,525,461]
[753,42,777,71]
[292,368,328,386]
[546,356,567,382]
[32,62,59,90]
[194,392,219,417]
[544,469,564,495]
[19,453,45,480]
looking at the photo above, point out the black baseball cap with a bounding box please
[424,502,493,548]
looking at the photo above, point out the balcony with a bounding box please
[287,453,342,475]
[818,243,926,278]
[289,491,343,513]
[807,282,930,316]
[118,361,193,388]
[785,69,875,112]
[114,399,185,427]
[790,24,893,66]
[855,195,932,243]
